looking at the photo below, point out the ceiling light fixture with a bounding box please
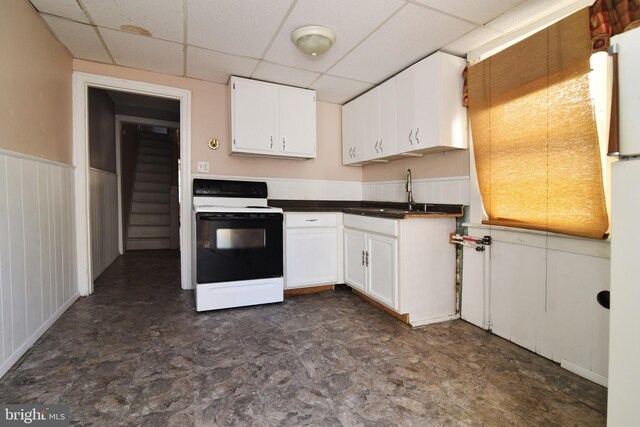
[291,26,336,56]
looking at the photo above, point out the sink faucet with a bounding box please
[406,168,414,209]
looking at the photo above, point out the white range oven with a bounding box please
[192,178,284,312]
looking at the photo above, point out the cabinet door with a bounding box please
[364,87,381,160]
[231,78,278,153]
[285,228,338,288]
[368,234,398,310]
[344,229,366,292]
[342,101,357,164]
[395,63,418,154]
[342,97,367,164]
[378,78,397,156]
[395,56,439,153]
[279,86,316,158]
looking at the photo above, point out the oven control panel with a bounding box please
[193,178,268,199]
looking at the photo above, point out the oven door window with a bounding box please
[196,213,283,284]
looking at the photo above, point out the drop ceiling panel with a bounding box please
[443,26,506,56]
[263,0,404,73]
[486,0,581,33]
[411,0,527,25]
[100,28,184,76]
[310,75,373,104]
[29,0,89,24]
[42,15,111,63]
[83,0,184,42]
[187,0,294,58]
[186,46,258,84]
[252,62,320,88]
[328,3,475,83]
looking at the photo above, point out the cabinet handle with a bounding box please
[362,250,365,266]
[305,219,318,222]
[415,128,420,144]
[283,137,286,151]
[408,129,413,145]
[353,147,356,158]
[375,140,380,153]
[365,251,370,266]
[379,139,383,152]
[270,136,273,149]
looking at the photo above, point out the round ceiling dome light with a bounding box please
[291,26,336,56]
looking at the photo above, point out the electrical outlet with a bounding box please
[197,161,209,173]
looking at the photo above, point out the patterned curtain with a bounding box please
[590,0,640,52]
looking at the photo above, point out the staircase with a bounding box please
[126,138,173,251]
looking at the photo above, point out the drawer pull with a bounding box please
[306,219,319,222]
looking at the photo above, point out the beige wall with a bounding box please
[0,0,72,164]
[362,149,469,182]
[73,60,362,182]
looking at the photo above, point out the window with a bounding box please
[468,9,609,239]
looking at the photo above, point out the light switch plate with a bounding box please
[197,161,209,173]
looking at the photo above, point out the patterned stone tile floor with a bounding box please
[0,250,606,426]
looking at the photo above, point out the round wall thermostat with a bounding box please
[208,138,219,150]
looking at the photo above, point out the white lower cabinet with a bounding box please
[344,228,398,309]
[343,214,457,326]
[284,213,342,289]
[344,229,367,292]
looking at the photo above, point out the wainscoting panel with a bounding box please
[0,150,78,379]
[362,176,470,205]
[89,168,119,280]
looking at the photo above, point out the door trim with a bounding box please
[73,72,192,295]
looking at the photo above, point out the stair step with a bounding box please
[134,182,169,193]
[128,225,171,238]
[126,238,171,251]
[129,213,171,226]
[132,202,170,214]
[137,163,171,174]
[138,154,171,165]
[135,172,171,184]
[133,191,170,203]
[139,146,171,157]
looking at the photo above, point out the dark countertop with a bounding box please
[268,200,464,219]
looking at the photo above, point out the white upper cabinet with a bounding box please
[342,78,397,166]
[341,98,367,165]
[278,86,316,157]
[231,77,278,154]
[342,51,467,165]
[395,52,467,155]
[231,76,316,159]
[378,78,397,158]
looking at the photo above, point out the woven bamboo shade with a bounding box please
[468,9,609,239]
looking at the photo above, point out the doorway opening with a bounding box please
[73,72,192,296]
[88,89,181,282]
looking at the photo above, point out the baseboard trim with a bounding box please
[561,360,608,387]
[352,289,409,324]
[410,314,460,327]
[0,293,80,379]
[284,284,335,296]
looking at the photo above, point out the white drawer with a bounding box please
[344,214,398,237]
[285,212,339,228]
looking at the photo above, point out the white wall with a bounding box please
[462,225,610,386]
[0,150,78,378]
[89,168,119,280]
